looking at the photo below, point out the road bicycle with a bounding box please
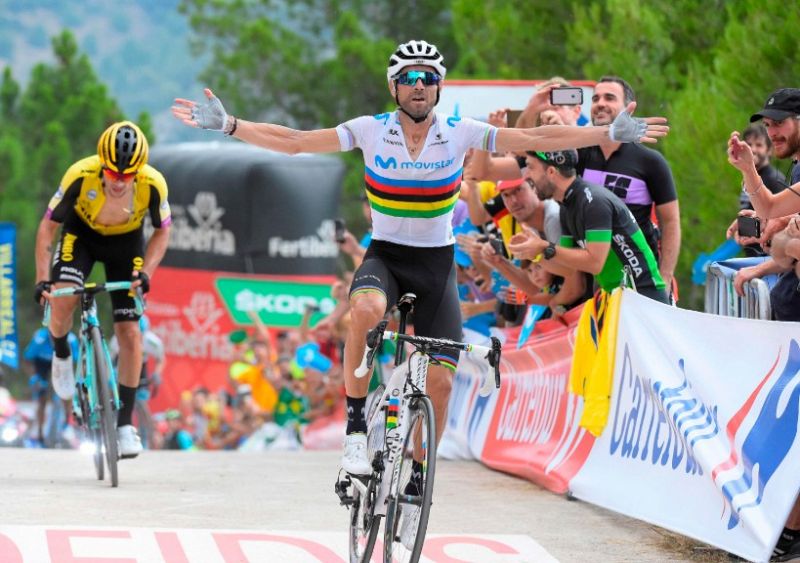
[45,281,143,487]
[336,293,502,562]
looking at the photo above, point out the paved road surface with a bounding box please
[0,449,729,562]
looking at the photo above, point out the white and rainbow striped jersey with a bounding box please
[336,111,497,247]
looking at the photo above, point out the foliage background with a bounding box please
[1,0,799,387]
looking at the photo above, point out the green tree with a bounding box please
[450,0,576,79]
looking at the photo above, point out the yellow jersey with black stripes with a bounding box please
[336,111,497,247]
[46,155,171,235]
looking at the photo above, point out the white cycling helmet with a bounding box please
[386,40,447,82]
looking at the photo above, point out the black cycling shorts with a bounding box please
[51,218,144,322]
[350,239,462,369]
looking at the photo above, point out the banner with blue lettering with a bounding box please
[0,223,18,369]
[569,290,800,563]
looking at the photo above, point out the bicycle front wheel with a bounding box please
[91,327,118,487]
[384,395,437,563]
[349,384,385,562]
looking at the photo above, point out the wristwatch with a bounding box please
[543,242,557,260]
[553,304,568,316]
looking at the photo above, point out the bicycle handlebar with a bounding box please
[43,281,145,326]
[354,322,502,392]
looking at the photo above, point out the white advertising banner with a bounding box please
[569,290,800,562]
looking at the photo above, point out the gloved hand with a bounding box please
[608,109,648,143]
[34,280,52,305]
[191,92,229,131]
[133,271,150,294]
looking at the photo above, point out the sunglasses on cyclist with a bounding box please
[103,168,136,182]
[393,70,442,86]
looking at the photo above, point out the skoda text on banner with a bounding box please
[0,223,18,369]
[569,289,800,562]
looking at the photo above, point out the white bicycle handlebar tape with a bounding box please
[478,368,495,398]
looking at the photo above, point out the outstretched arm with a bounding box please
[495,102,668,153]
[172,88,341,154]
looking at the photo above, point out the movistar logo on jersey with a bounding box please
[375,155,399,169]
[374,155,455,170]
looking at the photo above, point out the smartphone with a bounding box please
[334,218,346,243]
[550,87,583,106]
[506,109,524,127]
[490,237,505,255]
[737,215,761,238]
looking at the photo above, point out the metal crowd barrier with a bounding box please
[704,257,776,320]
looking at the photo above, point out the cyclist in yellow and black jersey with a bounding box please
[34,121,171,459]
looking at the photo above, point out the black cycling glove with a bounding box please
[134,271,150,294]
[34,280,52,305]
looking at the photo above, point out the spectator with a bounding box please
[163,409,194,450]
[478,177,587,317]
[728,88,800,332]
[729,88,800,222]
[508,150,669,304]
[577,76,681,294]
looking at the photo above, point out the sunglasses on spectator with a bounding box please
[393,70,442,86]
[103,168,136,182]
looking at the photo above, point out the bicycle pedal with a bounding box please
[334,474,354,506]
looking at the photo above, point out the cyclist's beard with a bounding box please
[396,88,439,122]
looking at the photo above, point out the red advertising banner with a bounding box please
[480,310,596,493]
[145,267,335,413]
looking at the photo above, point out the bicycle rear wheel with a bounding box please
[384,395,436,563]
[91,327,118,487]
[349,384,385,562]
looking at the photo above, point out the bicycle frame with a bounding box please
[44,281,142,430]
[356,351,429,519]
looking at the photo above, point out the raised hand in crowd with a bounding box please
[539,110,565,126]
[337,230,365,266]
[515,83,560,129]
[727,210,796,253]
[486,109,508,129]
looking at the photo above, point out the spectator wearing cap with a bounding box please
[508,150,669,304]
[728,89,800,328]
[729,88,800,222]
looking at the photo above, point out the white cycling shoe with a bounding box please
[341,433,371,475]
[118,425,143,459]
[51,355,75,400]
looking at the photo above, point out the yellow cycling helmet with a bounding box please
[97,121,149,175]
